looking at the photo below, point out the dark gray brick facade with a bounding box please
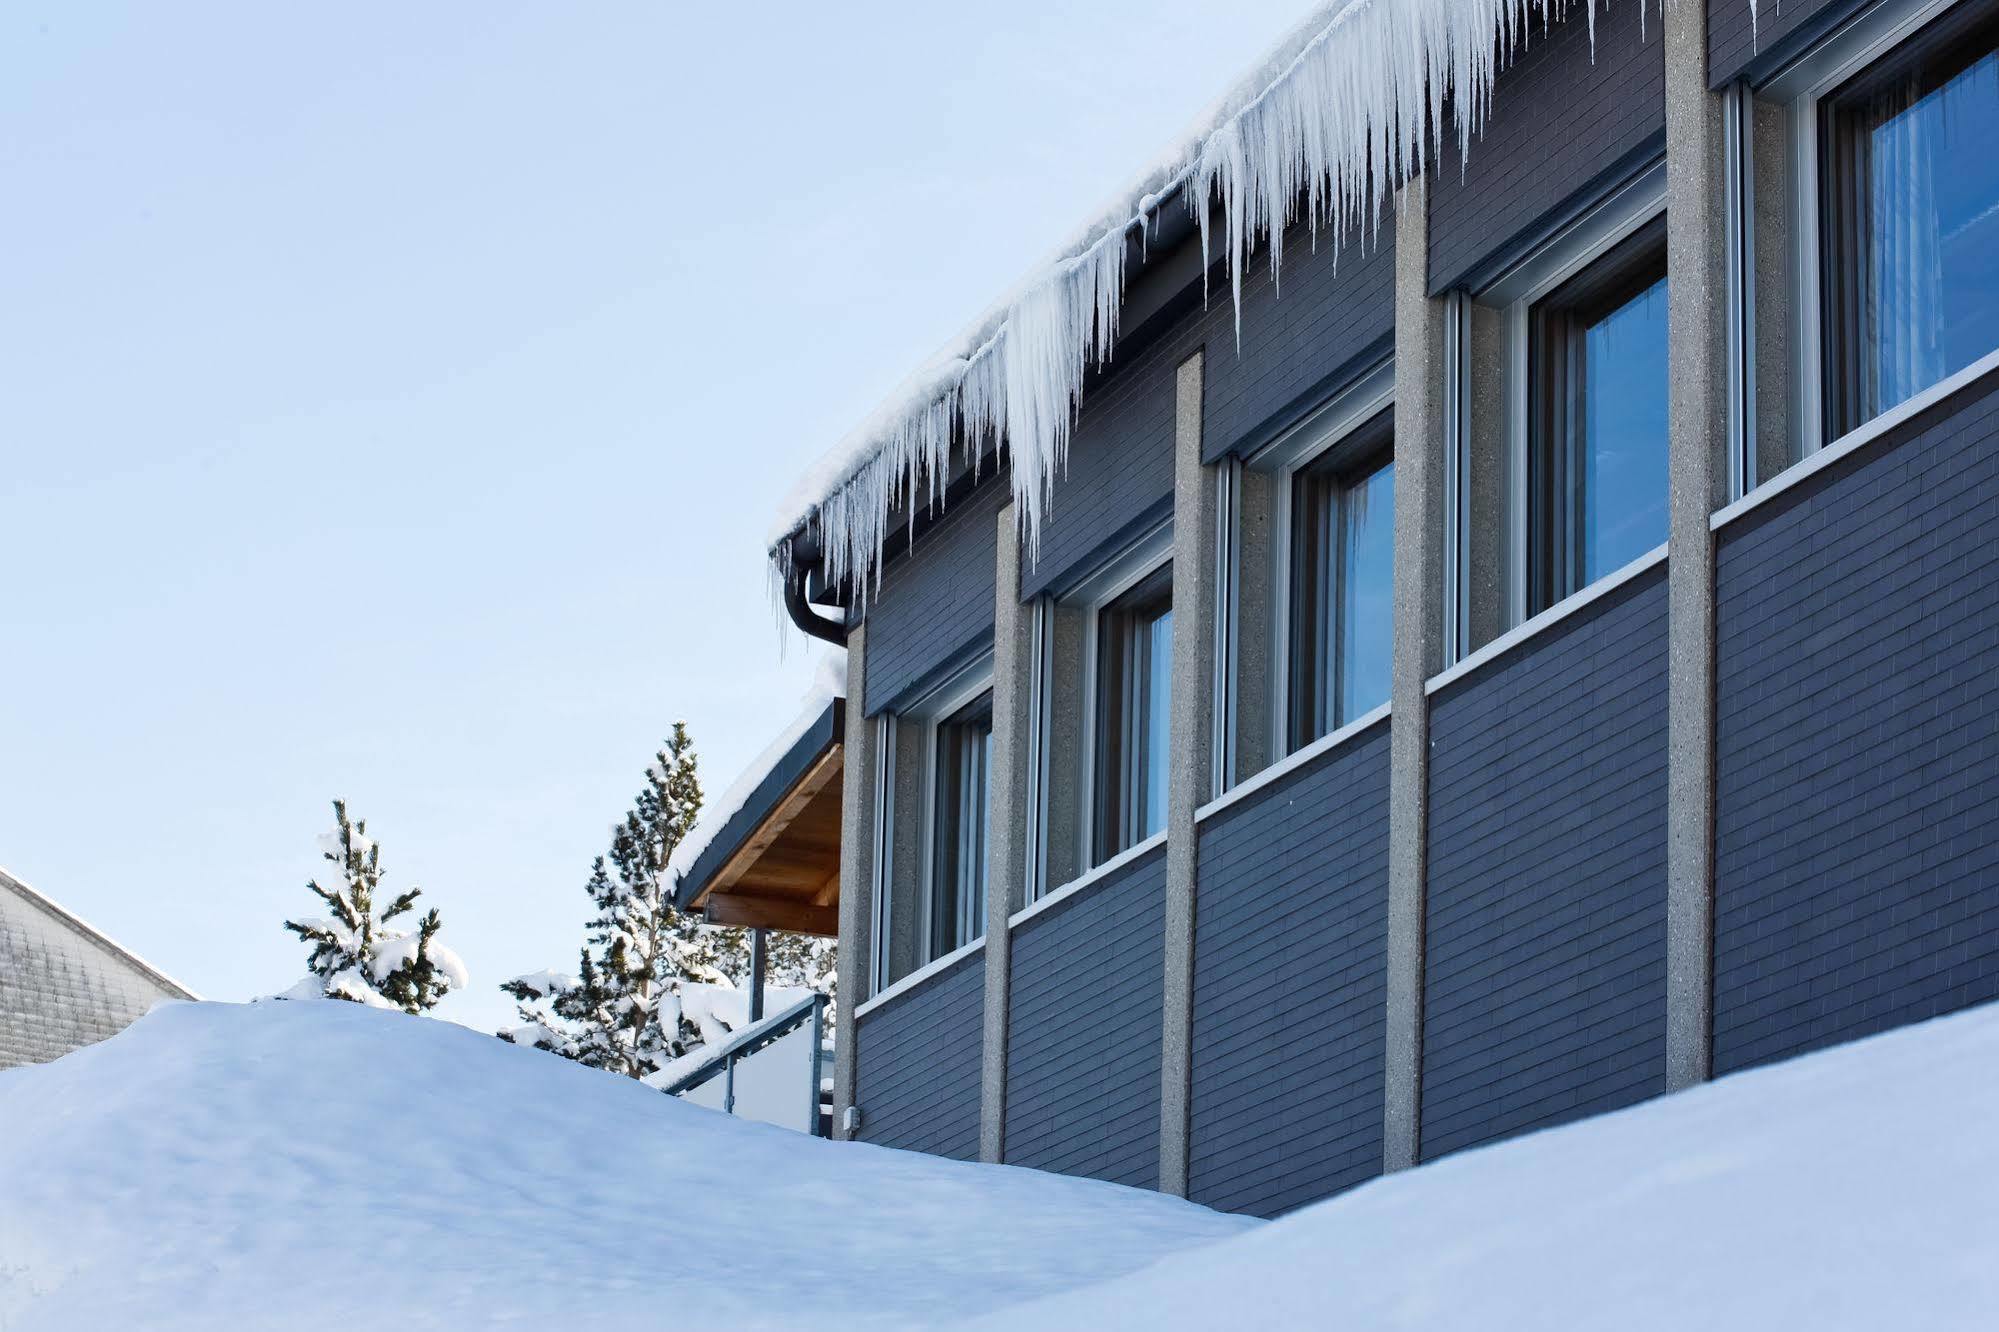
[1004,845,1166,1188]
[1188,723,1389,1217]
[1713,369,1999,1075]
[863,470,1006,716]
[1023,216,1395,599]
[1421,568,1669,1160]
[852,950,984,1160]
[1428,0,1664,295]
[1709,0,1861,89]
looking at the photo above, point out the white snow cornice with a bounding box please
[770,0,1626,607]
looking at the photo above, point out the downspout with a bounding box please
[780,531,850,646]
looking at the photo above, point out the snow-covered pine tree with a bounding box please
[282,799,467,1014]
[503,725,725,1076]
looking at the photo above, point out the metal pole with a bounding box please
[749,927,768,1021]
[807,993,826,1137]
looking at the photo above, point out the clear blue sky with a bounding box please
[1,1,1309,1032]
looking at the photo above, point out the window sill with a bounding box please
[1011,831,1168,933]
[1196,702,1392,826]
[851,935,986,1021]
[1426,541,1669,697]
[1711,347,1999,535]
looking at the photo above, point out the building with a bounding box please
[760,0,1999,1217]
[1,867,196,1070]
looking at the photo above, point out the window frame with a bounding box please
[1522,215,1670,615]
[1068,522,1174,874]
[909,657,995,967]
[1088,563,1173,867]
[1762,0,1984,462]
[1448,161,1667,648]
[1225,361,1394,776]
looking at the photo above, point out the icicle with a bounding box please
[770,0,1621,621]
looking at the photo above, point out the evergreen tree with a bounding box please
[502,723,839,1075]
[282,799,466,1014]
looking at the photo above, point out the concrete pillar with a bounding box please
[1229,466,1277,784]
[980,502,1034,1163]
[831,623,878,1141]
[1664,0,1729,1092]
[1159,349,1215,1197]
[1384,178,1448,1172]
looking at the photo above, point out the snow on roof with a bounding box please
[666,647,846,893]
[0,864,199,1000]
[769,0,1616,603]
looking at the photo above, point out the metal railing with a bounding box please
[655,991,832,1136]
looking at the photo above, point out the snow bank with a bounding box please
[970,1000,1999,1330]
[771,0,1625,605]
[0,1000,1248,1331]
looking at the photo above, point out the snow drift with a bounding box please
[0,1001,1247,1331]
[970,1000,1999,1330]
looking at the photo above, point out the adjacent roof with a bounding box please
[1,865,199,1000]
[671,698,844,937]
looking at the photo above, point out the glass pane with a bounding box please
[1141,607,1172,841]
[1869,47,1999,413]
[930,696,992,957]
[1339,460,1395,723]
[1289,467,1338,749]
[1580,276,1669,583]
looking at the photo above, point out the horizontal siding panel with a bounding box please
[1713,367,1999,1075]
[863,471,1006,715]
[1188,722,1390,1218]
[854,952,984,1161]
[1428,0,1664,295]
[1420,568,1669,1161]
[1004,847,1167,1189]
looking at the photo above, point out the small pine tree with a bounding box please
[282,799,465,1014]
[503,722,840,1075]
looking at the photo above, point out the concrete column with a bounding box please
[1159,349,1216,1197]
[1664,0,1729,1092]
[1384,178,1448,1172]
[831,623,879,1141]
[980,502,1034,1163]
[1230,466,1278,783]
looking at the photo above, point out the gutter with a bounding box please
[780,531,849,645]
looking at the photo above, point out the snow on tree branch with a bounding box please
[279,799,466,1014]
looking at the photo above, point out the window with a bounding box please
[926,693,992,959]
[1820,9,1999,438]
[1093,565,1172,863]
[1288,412,1395,749]
[1526,217,1670,613]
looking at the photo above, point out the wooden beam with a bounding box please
[703,895,839,937]
[810,868,840,907]
[690,747,843,908]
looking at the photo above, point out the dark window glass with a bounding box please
[929,693,992,959]
[1094,566,1172,864]
[1528,218,1669,614]
[1822,12,1999,437]
[1289,413,1396,750]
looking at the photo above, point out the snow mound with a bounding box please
[970,1000,1999,1330]
[0,1000,1248,1331]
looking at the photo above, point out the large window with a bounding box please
[1093,565,1172,863]
[926,693,992,959]
[1526,218,1669,613]
[1289,412,1395,749]
[1821,9,1999,438]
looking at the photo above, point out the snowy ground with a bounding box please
[974,1002,1999,1330]
[5,997,1997,1329]
[0,1000,1247,1330]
